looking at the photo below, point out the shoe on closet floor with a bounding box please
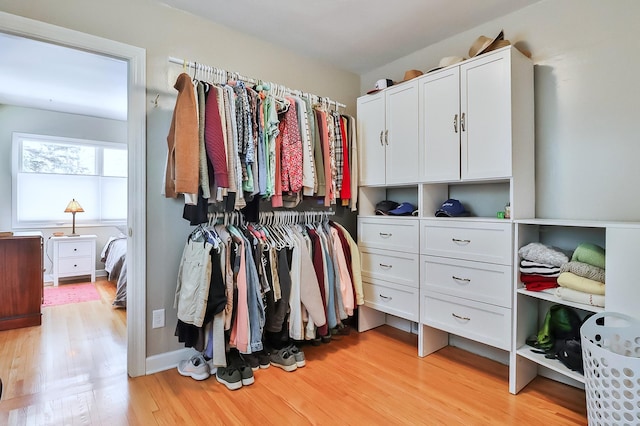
[285,344,306,368]
[240,352,260,371]
[177,354,210,381]
[237,364,255,386]
[257,350,271,369]
[216,366,243,390]
[270,348,298,372]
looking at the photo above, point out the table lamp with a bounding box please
[64,199,84,236]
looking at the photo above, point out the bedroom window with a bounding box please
[12,132,127,228]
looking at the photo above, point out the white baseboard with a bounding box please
[145,347,197,375]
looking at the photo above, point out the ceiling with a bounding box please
[159,0,543,74]
[0,32,128,121]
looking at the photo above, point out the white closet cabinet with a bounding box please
[357,81,419,186]
[418,46,533,187]
[510,220,640,395]
[357,217,420,331]
[418,67,460,182]
[418,219,513,356]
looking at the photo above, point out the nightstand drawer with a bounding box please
[58,241,94,258]
[421,292,511,351]
[421,220,512,265]
[58,257,93,274]
[361,248,419,288]
[420,256,511,307]
[363,281,419,321]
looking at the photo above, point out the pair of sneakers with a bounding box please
[240,350,271,371]
[215,364,254,391]
[177,353,210,381]
[270,345,305,372]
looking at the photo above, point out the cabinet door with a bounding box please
[461,51,512,180]
[419,68,461,182]
[357,93,386,185]
[385,82,419,184]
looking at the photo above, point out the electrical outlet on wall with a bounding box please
[152,309,165,328]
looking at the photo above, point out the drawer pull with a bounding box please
[452,313,471,321]
[452,276,471,283]
[379,294,392,301]
[379,232,392,238]
[452,238,471,244]
[379,263,392,269]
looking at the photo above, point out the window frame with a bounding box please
[11,132,127,229]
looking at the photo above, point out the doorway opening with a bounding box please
[0,11,147,377]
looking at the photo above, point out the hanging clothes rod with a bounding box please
[168,56,346,109]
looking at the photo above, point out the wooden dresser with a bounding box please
[0,232,43,331]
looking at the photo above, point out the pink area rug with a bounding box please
[42,283,101,307]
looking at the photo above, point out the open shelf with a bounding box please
[516,288,604,314]
[516,344,585,384]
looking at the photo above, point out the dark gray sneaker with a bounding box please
[257,350,271,369]
[270,348,297,372]
[238,365,254,386]
[286,344,306,368]
[240,353,260,371]
[216,366,242,390]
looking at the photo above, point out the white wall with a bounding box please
[361,0,640,222]
[0,104,126,277]
[0,0,360,357]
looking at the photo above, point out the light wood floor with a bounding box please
[0,281,587,425]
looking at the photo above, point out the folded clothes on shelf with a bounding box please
[557,271,605,295]
[555,286,605,308]
[560,261,605,283]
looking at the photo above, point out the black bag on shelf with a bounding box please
[554,338,584,373]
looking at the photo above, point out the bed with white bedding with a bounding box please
[101,234,127,308]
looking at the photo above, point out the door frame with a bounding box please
[0,11,147,377]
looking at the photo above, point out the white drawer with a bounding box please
[361,248,419,289]
[58,257,94,275]
[58,241,94,258]
[358,217,419,253]
[420,255,512,308]
[421,220,512,265]
[421,292,511,351]
[363,281,419,321]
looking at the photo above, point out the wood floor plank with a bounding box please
[0,280,587,425]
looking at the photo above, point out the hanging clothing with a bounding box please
[165,73,199,198]
[204,85,229,190]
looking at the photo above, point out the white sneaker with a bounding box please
[177,354,210,381]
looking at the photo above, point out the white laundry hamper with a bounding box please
[580,311,640,425]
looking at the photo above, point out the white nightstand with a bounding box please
[51,234,97,286]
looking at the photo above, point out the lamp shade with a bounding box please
[64,199,84,213]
